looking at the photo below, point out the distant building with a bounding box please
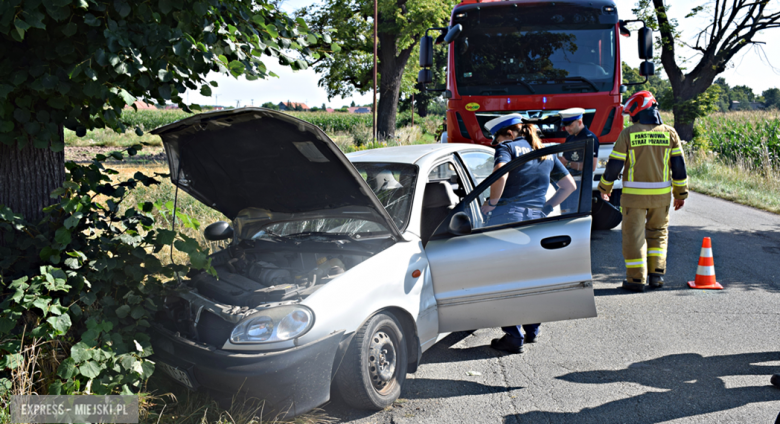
[730,100,766,111]
[278,102,310,111]
[326,108,335,113]
[348,106,371,114]
[124,101,156,110]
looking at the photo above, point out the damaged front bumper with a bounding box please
[150,326,345,418]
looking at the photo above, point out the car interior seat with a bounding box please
[420,181,459,244]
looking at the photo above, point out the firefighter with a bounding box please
[598,91,688,292]
[558,107,600,214]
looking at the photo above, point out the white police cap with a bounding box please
[484,113,524,135]
[559,107,585,124]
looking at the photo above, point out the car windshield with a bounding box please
[233,162,417,240]
[453,5,616,96]
[352,162,418,232]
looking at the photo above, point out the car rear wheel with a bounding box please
[334,311,408,410]
[592,189,622,230]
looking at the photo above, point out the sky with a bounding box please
[184,0,780,108]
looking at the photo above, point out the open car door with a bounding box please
[425,139,597,333]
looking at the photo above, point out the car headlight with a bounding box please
[597,159,609,169]
[230,305,314,344]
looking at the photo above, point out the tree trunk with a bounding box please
[0,128,65,223]
[375,23,414,140]
[673,119,695,142]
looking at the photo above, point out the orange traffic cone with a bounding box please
[687,237,723,290]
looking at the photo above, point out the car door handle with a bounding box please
[541,236,571,250]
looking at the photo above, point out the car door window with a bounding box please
[467,146,587,230]
[460,151,494,186]
[461,142,590,232]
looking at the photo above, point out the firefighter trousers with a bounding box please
[621,206,670,285]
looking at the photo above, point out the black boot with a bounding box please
[649,273,664,289]
[622,280,646,292]
[490,335,524,354]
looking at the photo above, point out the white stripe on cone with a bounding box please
[700,247,713,257]
[696,265,716,276]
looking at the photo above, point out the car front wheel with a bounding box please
[334,311,408,410]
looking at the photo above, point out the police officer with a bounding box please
[558,107,600,214]
[598,91,688,292]
[480,114,577,353]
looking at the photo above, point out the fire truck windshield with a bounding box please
[452,6,617,96]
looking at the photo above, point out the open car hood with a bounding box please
[152,108,402,238]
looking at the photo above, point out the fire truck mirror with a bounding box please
[418,69,433,85]
[638,27,653,60]
[444,24,462,43]
[639,61,655,77]
[420,35,433,68]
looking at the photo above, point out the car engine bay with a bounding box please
[158,234,394,346]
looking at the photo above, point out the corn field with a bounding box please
[693,111,780,169]
[119,109,374,133]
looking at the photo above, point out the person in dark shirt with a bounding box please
[558,107,600,214]
[480,114,577,354]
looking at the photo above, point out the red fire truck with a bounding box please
[418,0,654,230]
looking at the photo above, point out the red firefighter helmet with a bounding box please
[622,91,657,117]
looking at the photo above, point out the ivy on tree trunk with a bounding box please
[0,129,64,223]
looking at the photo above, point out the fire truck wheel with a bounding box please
[592,189,622,230]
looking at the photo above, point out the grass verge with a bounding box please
[687,151,780,214]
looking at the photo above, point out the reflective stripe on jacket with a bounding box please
[598,123,689,209]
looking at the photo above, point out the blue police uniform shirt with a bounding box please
[494,138,569,208]
[562,126,599,176]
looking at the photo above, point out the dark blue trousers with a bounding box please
[502,324,540,344]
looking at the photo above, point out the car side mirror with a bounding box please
[204,221,234,241]
[448,211,472,236]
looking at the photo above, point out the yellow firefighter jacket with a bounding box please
[598,123,689,209]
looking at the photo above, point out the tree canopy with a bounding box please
[0,0,334,151]
[302,0,454,138]
[0,0,334,221]
[633,0,780,139]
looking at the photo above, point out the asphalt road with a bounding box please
[323,192,780,423]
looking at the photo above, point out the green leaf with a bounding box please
[14,19,30,40]
[130,305,145,319]
[84,13,101,27]
[71,342,91,363]
[32,297,51,313]
[139,360,155,379]
[228,60,245,76]
[158,84,171,100]
[115,305,131,319]
[57,358,77,379]
[200,85,212,96]
[54,227,72,245]
[62,22,78,37]
[47,314,72,334]
[159,0,172,15]
[79,361,101,379]
[114,0,131,18]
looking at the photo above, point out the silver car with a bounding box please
[150,108,597,417]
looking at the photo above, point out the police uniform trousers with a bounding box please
[621,206,669,285]
[502,324,540,344]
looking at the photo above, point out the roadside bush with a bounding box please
[0,147,212,399]
[396,111,422,128]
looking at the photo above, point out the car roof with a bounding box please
[346,143,493,165]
